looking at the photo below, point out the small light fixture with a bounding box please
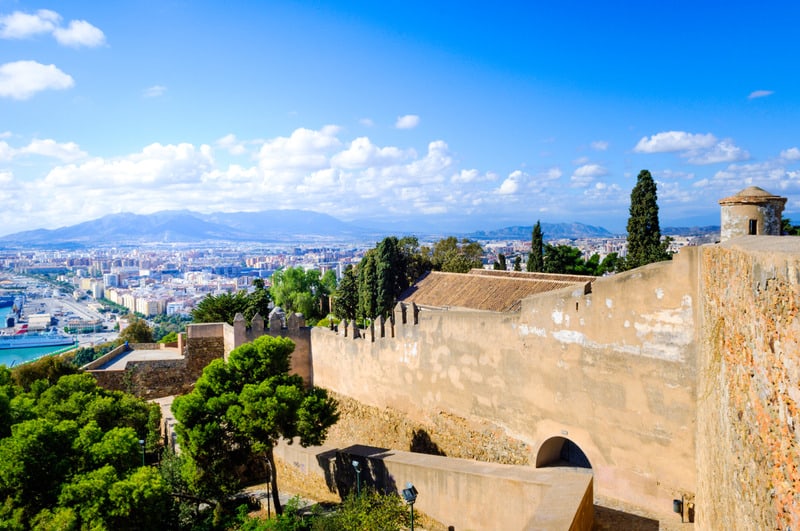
[402,483,419,531]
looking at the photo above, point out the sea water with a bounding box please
[0,343,77,368]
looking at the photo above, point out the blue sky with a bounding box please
[1,1,799,236]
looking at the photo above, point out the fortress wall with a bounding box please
[698,236,800,530]
[274,441,594,531]
[311,248,701,520]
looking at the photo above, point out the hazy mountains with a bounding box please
[0,209,716,248]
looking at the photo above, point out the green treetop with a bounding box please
[527,221,544,272]
[622,169,671,270]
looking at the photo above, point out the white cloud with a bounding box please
[634,131,717,153]
[0,9,59,39]
[258,126,341,174]
[0,10,104,47]
[591,140,609,151]
[19,139,87,162]
[216,134,247,156]
[570,164,607,188]
[331,137,408,169]
[686,140,749,165]
[53,19,105,47]
[496,170,525,195]
[748,90,774,100]
[143,85,167,98]
[634,130,748,165]
[359,118,374,127]
[395,114,420,129]
[0,141,14,161]
[0,60,74,100]
[781,147,800,161]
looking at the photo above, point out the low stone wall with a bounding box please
[90,358,193,398]
[274,440,593,530]
[697,236,800,530]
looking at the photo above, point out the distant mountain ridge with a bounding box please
[470,223,615,240]
[0,209,718,247]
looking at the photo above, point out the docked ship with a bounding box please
[0,327,76,350]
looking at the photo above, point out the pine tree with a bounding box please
[527,221,544,272]
[623,170,671,270]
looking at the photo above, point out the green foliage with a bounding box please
[527,220,544,272]
[333,265,359,321]
[622,169,671,270]
[513,255,522,271]
[151,313,192,341]
[311,489,408,531]
[10,355,78,392]
[375,236,408,318]
[0,373,164,529]
[159,331,179,344]
[357,252,378,322]
[493,253,507,270]
[70,343,117,367]
[118,315,154,343]
[429,236,483,273]
[270,267,333,322]
[172,335,339,515]
[542,245,619,276]
[192,290,250,325]
[782,217,800,235]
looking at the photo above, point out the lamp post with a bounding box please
[352,460,361,497]
[138,439,145,467]
[265,459,272,518]
[402,482,418,531]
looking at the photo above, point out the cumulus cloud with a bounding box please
[0,9,59,39]
[143,85,167,98]
[686,140,749,165]
[570,164,607,188]
[0,60,74,100]
[53,19,105,47]
[634,131,717,153]
[496,170,526,195]
[19,139,87,162]
[331,137,408,169]
[395,114,420,129]
[781,147,800,161]
[216,134,248,156]
[0,9,105,47]
[748,90,774,100]
[634,130,748,165]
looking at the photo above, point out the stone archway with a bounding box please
[536,436,592,469]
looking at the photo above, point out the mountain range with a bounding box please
[0,209,718,248]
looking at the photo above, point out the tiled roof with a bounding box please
[400,269,594,312]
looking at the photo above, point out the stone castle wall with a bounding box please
[697,236,800,530]
[311,247,701,522]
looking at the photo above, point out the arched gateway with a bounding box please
[536,436,592,469]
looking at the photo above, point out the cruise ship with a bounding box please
[0,327,76,350]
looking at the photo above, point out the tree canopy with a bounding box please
[0,368,165,529]
[527,221,544,272]
[622,169,671,270]
[118,315,154,344]
[269,267,336,323]
[429,236,483,273]
[171,335,338,515]
[192,279,274,325]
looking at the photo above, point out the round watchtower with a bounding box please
[718,186,786,242]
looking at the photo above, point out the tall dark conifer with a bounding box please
[357,251,377,322]
[623,169,670,270]
[527,221,544,272]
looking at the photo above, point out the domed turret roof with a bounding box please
[719,186,786,205]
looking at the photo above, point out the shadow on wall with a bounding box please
[316,444,399,498]
[409,429,446,456]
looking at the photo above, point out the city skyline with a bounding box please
[1,1,798,237]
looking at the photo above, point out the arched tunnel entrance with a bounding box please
[536,436,592,469]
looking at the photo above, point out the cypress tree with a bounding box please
[623,170,670,270]
[357,251,377,322]
[375,236,405,317]
[527,221,544,272]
